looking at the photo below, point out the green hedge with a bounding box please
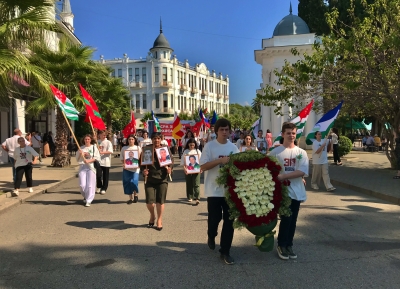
[338,136,353,157]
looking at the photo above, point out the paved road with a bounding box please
[1,159,400,289]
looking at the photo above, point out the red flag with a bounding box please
[79,84,106,130]
[122,111,136,138]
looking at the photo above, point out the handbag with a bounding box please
[92,145,102,178]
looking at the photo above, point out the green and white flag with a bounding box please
[272,99,314,146]
[50,85,79,121]
[250,116,262,139]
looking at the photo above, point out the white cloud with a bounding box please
[243,101,250,106]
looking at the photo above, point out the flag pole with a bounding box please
[88,116,100,150]
[61,111,82,161]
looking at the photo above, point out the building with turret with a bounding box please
[254,4,321,145]
[99,21,230,120]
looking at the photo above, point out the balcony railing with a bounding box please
[191,87,198,94]
[217,93,223,99]
[224,95,229,100]
[160,81,173,88]
[201,90,208,96]
[131,82,142,88]
[180,84,188,91]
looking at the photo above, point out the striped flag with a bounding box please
[79,84,106,130]
[151,111,161,132]
[273,99,314,145]
[210,110,218,125]
[250,116,262,139]
[172,112,184,139]
[50,85,79,121]
[305,101,343,145]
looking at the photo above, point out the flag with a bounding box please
[50,85,79,121]
[250,116,262,139]
[305,101,344,145]
[203,108,208,114]
[199,109,210,128]
[172,112,185,139]
[122,111,136,138]
[273,99,314,145]
[79,84,106,130]
[210,110,218,125]
[151,111,161,132]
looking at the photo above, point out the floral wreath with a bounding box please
[216,150,291,251]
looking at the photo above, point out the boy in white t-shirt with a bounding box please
[269,122,309,261]
[200,119,239,265]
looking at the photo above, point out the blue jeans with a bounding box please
[122,170,139,195]
[10,157,16,182]
[277,199,301,247]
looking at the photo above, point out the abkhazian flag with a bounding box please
[172,112,184,139]
[250,116,262,139]
[151,110,161,132]
[273,99,315,146]
[305,101,344,145]
[50,85,79,121]
[79,84,106,130]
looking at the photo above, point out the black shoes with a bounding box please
[156,227,163,231]
[220,254,235,265]
[133,195,138,203]
[127,199,133,204]
[147,222,154,228]
[207,238,216,250]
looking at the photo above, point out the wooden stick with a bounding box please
[61,111,82,160]
[319,129,332,158]
[145,165,147,184]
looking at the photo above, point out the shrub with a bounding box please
[338,136,352,157]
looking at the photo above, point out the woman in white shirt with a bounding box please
[97,131,113,195]
[181,130,194,148]
[13,137,39,196]
[330,128,342,165]
[180,138,202,205]
[240,135,258,152]
[76,135,101,207]
[140,131,152,148]
[160,134,169,146]
[311,131,335,191]
[120,135,142,204]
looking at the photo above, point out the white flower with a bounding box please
[267,203,275,209]
[250,205,256,211]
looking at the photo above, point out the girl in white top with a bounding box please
[97,131,114,195]
[13,137,39,196]
[240,135,258,152]
[181,130,195,148]
[160,134,169,146]
[140,131,152,148]
[120,135,142,204]
[180,138,202,204]
[311,131,335,191]
[76,135,101,207]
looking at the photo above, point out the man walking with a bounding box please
[2,129,30,182]
[269,122,309,260]
[200,119,239,265]
[96,131,113,195]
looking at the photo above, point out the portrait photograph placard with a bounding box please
[185,154,201,174]
[124,150,139,169]
[240,146,257,152]
[141,146,154,166]
[256,140,268,154]
[155,147,173,167]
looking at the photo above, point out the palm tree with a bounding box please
[0,0,56,106]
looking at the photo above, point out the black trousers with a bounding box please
[96,166,110,191]
[207,197,234,255]
[178,146,183,158]
[15,165,33,189]
[277,199,301,247]
[333,144,341,163]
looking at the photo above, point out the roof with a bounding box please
[151,19,172,50]
[273,4,310,37]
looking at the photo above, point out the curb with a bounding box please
[0,174,77,215]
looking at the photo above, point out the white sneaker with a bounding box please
[311,186,319,190]
[12,190,19,197]
[28,188,33,193]
[96,188,101,194]
[327,187,336,192]
[100,190,106,195]
[85,202,91,207]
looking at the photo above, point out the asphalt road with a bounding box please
[1,157,400,289]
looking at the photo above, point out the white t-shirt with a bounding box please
[140,138,152,148]
[14,146,39,168]
[207,132,217,142]
[331,133,339,145]
[120,145,141,173]
[76,145,101,173]
[98,139,113,167]
[31,135,42,148]
[200,139,240,197]
[236,139,244,149]
[2,135,30,158]
[180,148,202,166]
[161,140,168,146]
[269,146,309,201]
[312,139,328,165]
[113,134,118,146]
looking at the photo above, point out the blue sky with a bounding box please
[68,0,298,106]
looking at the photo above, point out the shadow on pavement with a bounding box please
[65,221,143,230]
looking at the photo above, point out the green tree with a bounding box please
[298,0,330,35]
[258,0,400,168]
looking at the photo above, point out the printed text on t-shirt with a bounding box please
[284,158,296,172]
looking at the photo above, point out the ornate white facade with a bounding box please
[254,6,321,145]
[99,23,230,119]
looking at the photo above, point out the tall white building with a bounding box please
[254,5,321,146]
[99,22,230,120]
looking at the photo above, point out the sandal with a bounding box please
[393,176,400,179]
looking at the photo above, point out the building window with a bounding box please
[155,67,159,82]
[154,51,157,59]
[178,95,180,109]
[128,68,132,81]
[118,69,122,78]
[184,97,187,110]
[142,67,146,83]
[170,94,173,109]
[170,68,173,83]
[155,93,160,109]
[135,68,140,82]
[135,94,140,109]
[162,67,167,82]
[143,94,147,109]
[163,51,166,59]
[111,70,115,77]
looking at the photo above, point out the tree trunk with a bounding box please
[51,107,71,167]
